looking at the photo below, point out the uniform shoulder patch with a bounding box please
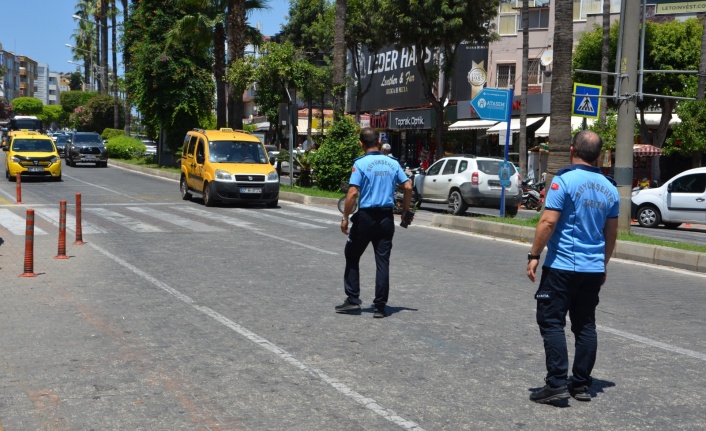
[551,183,559,190]
[352,167,356,172]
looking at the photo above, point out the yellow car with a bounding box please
[180,128,279,207]
[4,130,62,182]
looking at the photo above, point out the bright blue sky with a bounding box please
[0,0,290,74]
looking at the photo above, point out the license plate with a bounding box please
[28,167,44,172]
[240,187,262,194]
[83,156,97,160]
[488,180,501,187]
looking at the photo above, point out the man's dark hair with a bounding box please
[572,130,603,164]
[359,127,378,149]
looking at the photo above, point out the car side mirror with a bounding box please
[667,183,673,192]
[2,147,8,152]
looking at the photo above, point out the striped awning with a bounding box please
[633,144,662,157]
[448,119,498,131]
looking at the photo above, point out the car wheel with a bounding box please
[180,176,192,200]
[505,205,518,217]
[637,205,661,228]
[449,190,468,215]
[203,181,216,207]
[664,222,681,229]
[266,199,278,208]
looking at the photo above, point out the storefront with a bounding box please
[387,109,435,168]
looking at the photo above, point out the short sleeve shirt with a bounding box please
[349,151,409,208]
[543,164,620,272]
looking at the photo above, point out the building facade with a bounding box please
[0,43,20,101]
[18,56,38,98]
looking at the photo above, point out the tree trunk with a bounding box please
[121,0,131,135]
[600,0,610,126]
[214,22,227,129]
[698,14,706,99]
[111,0,119,128]
[332,0,346,119]
[101,0,110,95]
[95,16,101,92]
[519,0,529,180]
[546,0,573,182]
[227,0,246,129]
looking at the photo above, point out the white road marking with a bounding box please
[282,202,342,216]
[266,208,341,225]
[61,174,148,201]
[230,208,324,229]
[85,207,165,233]
[0,209,48,235]
[33,207,107,234]
[127,206,224,232]
[87,241,423,431]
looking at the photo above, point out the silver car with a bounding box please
[415,155,522,216]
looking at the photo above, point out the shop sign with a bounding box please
[389,109,434,130]
[370,112,389,129]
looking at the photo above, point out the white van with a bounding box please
[631,167,706,228]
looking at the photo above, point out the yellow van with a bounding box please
[3,130,62,181]
[180,128,279,207]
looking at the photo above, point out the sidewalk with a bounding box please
[110,160,706,274]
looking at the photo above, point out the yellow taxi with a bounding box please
[3,130,62,181]
[180,128,279,207]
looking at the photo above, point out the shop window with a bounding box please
[496,64,516,89]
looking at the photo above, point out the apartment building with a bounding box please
[0,42,20,101]
[18,55,38,98]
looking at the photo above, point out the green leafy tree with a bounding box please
[0,98,12,119]
[11,97,43,116]
[69,72,84,91]
[311,115,362,190]
[87,93,125,133]
[123,0,215,162]
[61,90,98,114]
[40,105,66,129]
[665,94,706,167]
[381,0,499,160]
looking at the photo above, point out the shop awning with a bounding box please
[534,117,595,137]
[254,122,270,131]
[448,119,498,131]
[633,144,662,157]
[486,117,544,134]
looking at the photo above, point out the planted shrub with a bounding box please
[102,128,125,141]
[106,136,146,159]
[311,116,362,191]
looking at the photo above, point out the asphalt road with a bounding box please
[1,161,705,430]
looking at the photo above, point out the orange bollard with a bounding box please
[16,171,23,204]
[74,193,85,245]
[55,200,69,259]
[21,209,37,277]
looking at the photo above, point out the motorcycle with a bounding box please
[521,179,545,212]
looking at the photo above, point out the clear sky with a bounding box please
[0,0,290,74]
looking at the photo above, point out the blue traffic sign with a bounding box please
[573,83,601,119]
[498,161,513,188]
[471,88,512,122]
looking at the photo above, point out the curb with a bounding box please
[430,214,706,274]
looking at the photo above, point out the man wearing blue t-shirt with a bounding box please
[336,128,412,318]
[526,130,619,404]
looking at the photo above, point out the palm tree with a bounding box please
[332,0,346,119]
[121,0,131,134]
[73,0,97,90]
[545,0,573,181]
[100,0,110,94]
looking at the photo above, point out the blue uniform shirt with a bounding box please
[349,151,409,208]
[543,164,620,272]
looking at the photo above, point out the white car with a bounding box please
[415,155,522,216]
[631,167,706,228]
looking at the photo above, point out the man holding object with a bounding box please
[336,128,412,318]
[527,130,619,403]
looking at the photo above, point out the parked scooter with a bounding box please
[521,179,544,211]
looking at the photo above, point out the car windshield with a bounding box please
[208,140,267,163]
[12,139,55,152]
[477,159,516,175]
[73,134,103,145]
[56,135,69,144]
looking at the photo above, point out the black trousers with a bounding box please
[535,267,603,388]
[343,209,395,307]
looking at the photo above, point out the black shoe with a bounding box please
[568,381,591,401]
[335,299,361,313]
[530,384,569,404]
[373,306,386,318]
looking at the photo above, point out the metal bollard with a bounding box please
[16,171,23,204]
[55,200,69,259]
[74,193,85,245]
[21,209,37,277]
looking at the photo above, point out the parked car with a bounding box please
[414,154,522,216]
[179,127,279,207]
[66,132,109,167]
[54,134,69,157]
[631,167,706,228]
[141,139,157,156]
[3,130,61,181]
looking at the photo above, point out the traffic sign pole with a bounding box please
[500,88,513,217]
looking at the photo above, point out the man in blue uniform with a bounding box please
[336,128,413,318]
[526,130,619,403]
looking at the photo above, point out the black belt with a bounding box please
[359,207,393,212]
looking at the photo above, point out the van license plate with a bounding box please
[240,187,262,194]
[28,167,44,173]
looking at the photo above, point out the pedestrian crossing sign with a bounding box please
[573,83,601,119]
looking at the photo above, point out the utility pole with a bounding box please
[614,0,640,233]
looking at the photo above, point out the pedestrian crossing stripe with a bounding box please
[0,209,48,235]
[576,97,595,113]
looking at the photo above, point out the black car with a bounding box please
[66,132,109,167]
[54,134,69,157]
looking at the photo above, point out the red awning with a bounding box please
[633,144,662,157]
